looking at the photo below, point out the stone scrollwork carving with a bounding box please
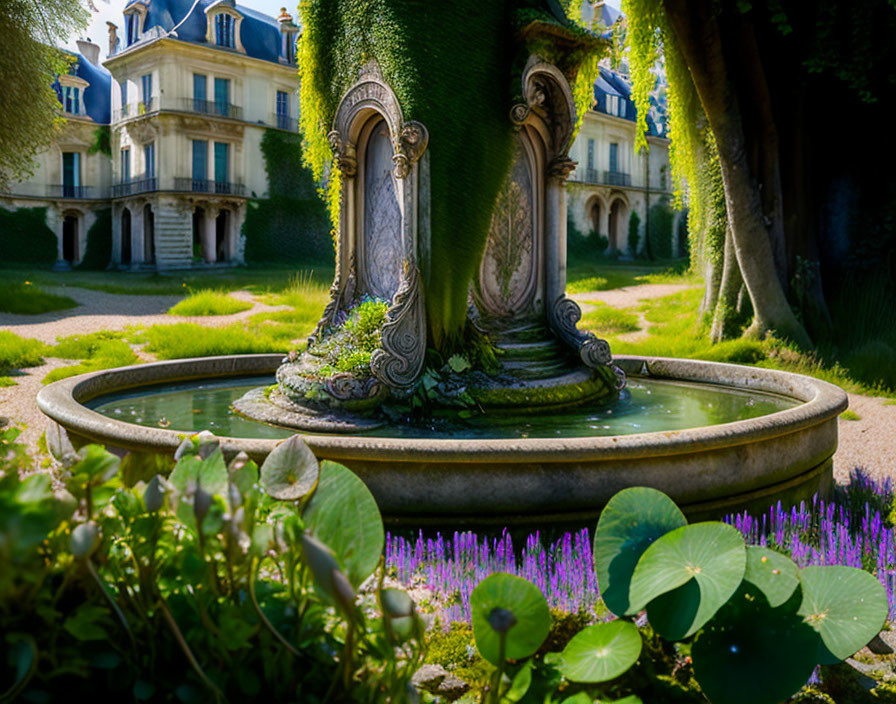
[509,103,530,126]
[548,156,577,181]
[370,266,426,389]
[328,130,357,177]
[392,121,429,179]
[550,296,616,370]
[324,373,383,401]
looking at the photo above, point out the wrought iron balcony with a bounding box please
[584,168,599,184]
[603,170,632,187]
[270,113,298,131]
[111,178,157,197]
[173,178,246,196]
[113,98,158,122]
[176,98,243,121]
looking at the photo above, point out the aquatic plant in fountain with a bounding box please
[236,0,625,430]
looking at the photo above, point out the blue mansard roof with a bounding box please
[592,65,666,137]
[54,50,112,124]
[120,0,287,65]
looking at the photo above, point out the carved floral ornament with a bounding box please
[509,57,577,156]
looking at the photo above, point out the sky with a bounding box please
[66,0,622,54]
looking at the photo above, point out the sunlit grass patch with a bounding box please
[0,377,15,387]
[566,260,694,294]
[0,331,49,373]
[580,302,640,335]
[44,331,139,384]
[1,282,77,315]
[168,289,253,316]
[138,323,285,359]
[840,410,861,421]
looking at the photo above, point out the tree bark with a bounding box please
[710,223,744,342]
[661,0,811,348]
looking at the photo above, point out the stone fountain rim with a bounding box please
[36,353,848,462]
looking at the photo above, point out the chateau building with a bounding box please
[0,0,300,270]
[0,0,679,269]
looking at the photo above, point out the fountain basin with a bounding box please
[37,354,847,525]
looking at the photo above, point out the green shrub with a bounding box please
[0,282,77,314]
[0,331,48,373]
[243,130,333,265]
[628,210,641,256]
[0,206,56,266]
[75,208,112,270]
[168,289,253,316]
[646,200,675,259]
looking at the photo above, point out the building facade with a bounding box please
[0,0,680,269]
[567,65,684,258]
[0,0,300,270]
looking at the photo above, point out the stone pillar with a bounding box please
[130,201,145,268]
[231,203,247,264]
[110,204,122,266]
[203,205,219,263]
[544,158,576,308]
[602,201,611,242]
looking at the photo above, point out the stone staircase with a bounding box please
[490,322,576,380]
[153,205,193,270]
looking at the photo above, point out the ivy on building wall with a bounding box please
[88,126,111,158]
[0,207,57,266]
[297,0,605,350]
[76,208,111,270]
[242,129,333,265]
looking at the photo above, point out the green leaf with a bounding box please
[73,445,120,485]
[133,680,155,701]
[630,522,746,640]
[594,487,687,616]
[197,448,227,495]
[692,584,818,704]
[798,565,889,662]
[470,573,551,665]
[303,460,383,587]
[260,435,319,501]
[743,546,799,608]
[559,620,642,683]
[120,451,170,488]
[168,455,202,493]
[505,660,533,701]
[64,605,110,641]
[447,354,471,373]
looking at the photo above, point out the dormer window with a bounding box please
[58,74,89,117]
[123,4,146,46]
[215,14,235,47]
[206,2,244,52]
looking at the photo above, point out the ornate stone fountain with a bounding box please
[235,47,623,430]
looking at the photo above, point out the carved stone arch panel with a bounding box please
[475,125,546,324]
[310,60,429,392]
[511,56,578,160]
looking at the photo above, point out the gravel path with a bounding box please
[1,282,893,482]
[0,287,286,344]
[0,286,288,445]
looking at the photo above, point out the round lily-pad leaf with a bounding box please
[303,460,383,588]
[594,487,687,616]
[693,583,818,704]
[630,522,746,640]
[471,573,551,665]
[798,565,889,662]
[259,435,319,501]
[70,521,100,558]
[743,546,799,608]
[559,620,642,683]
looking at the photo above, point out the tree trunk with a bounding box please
[661,0,811,348]
[710,223,744,342]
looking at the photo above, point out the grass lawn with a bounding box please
[602,287,896,397]
[566,258,694,293]
[0,331,49,374]
[42,332,139,384]
[1,282,78,315]
[0,266,335,296]
[167,289,253,316]
[579,301,640,335]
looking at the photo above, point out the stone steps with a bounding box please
[153,208,192,270]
